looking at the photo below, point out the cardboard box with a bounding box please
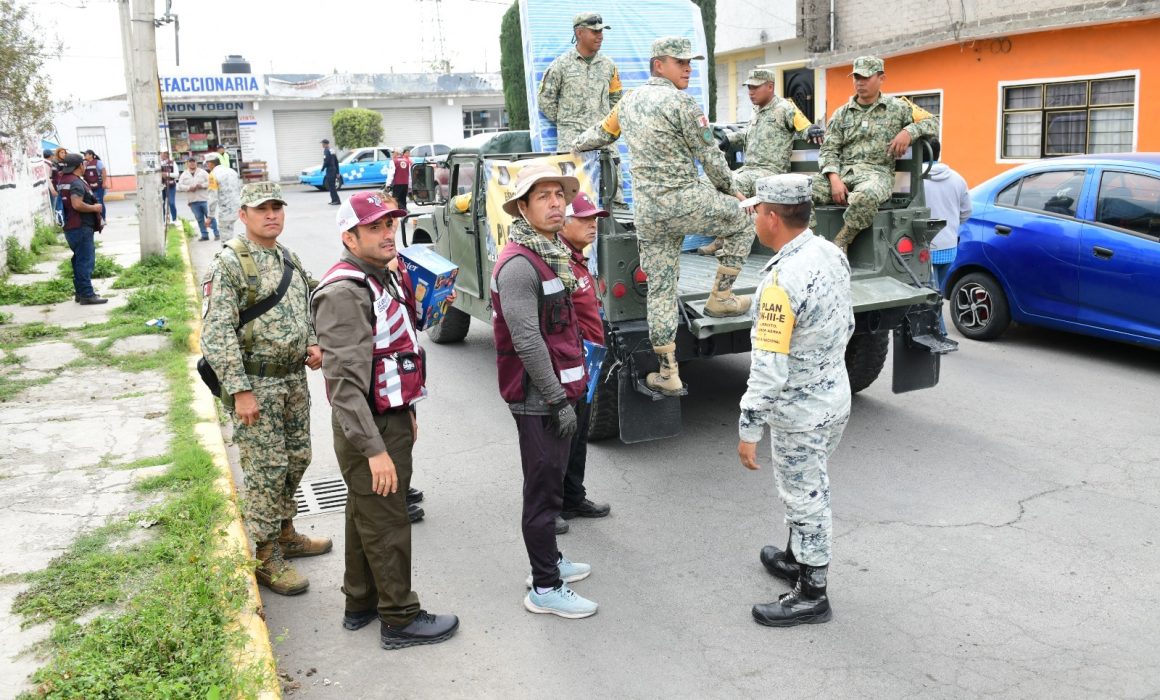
[582,340,606,403]
[398,244,459,331]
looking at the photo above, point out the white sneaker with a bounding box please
[523,583,598,619]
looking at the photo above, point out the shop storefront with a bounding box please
[161,74,267,181]
[165,102,243,165]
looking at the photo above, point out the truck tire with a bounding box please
[586,362,620,442]
[950,272,1011,340]
[425,306,470,344]
[845,331,890,394]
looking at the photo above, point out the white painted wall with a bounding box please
[0,140,54,271]
[50,101,134,177]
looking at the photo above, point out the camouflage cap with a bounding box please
[240,181,288,207]
[850,56,884,77]
[651,36,704,60]
[744,68,776,87]
[573,12,610,30]
[739,174,812,208]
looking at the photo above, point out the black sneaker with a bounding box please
[561,499,611,520]
[343,608,378,631]
[555,515,569,535]
[380,610,459,649]
[408,503,425,523]
[77,295,109,305]
[406,487,424,505]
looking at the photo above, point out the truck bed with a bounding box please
[677,251,772,339]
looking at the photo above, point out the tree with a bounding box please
[0,0,58,153]
[331,108,384,150]
[499,1,528,130]
[497,0,717,127]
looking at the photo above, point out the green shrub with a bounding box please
[5,236,37,274]
[332,107,385,149]
[30,218,61,255]
[0,277,73,305]
[59,253,123,280]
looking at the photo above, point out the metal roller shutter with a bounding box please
[376,107,432,148]
[273,110,335,181]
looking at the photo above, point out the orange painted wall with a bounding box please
[823,18,1160,188]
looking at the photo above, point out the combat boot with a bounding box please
[279,519,333,559]
[696,238,723,256]
[645,343,683,396]
[703,265,752,318]
[255,541,310,596]
[759,534,800,585]
[752,564,832,627]
[831,224,860,253]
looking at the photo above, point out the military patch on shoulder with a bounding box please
[702,128,714,144]
[792,110,812,132]
[754,284,795,353]
[201,280,212,318]
[899,96,934,122]
[698,114,710,129]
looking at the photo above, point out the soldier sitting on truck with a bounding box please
[812,55,939,253]
[573,36,755,397]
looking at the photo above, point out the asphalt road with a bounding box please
[159,186,1160,699]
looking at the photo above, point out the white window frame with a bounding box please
[995,70,1140,165]
[885,88,944,140]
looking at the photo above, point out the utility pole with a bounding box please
[118,0,164,257]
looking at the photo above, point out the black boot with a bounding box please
[380,610,459,649]
[752,564,832,627]
[759,535,800,584]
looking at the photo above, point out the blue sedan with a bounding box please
[945,153,1160,349]
[299,147,395,190]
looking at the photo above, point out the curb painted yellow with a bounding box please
[103,191,131,201]
[178,230,282,699]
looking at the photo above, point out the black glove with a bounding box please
[547,401,578,440]
[806,125,825,144]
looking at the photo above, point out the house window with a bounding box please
[902,92,941,116]
[1001,76,1135,159]
[463,107,509,138]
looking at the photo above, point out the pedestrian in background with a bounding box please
[58,152,107,306]
[922,139,971,333]
[205,152,242,241]
[200,182,329,597]
[322,139,341,206]
[736,174,853,628]
[177,158,218,241]
[557,192,612,532]
[490,164,596,619]
[312,190,459,649]
[160,151,179,224]
[391,147,412,211]
[82,150,107,219]
[215,144,232,170]
[52,147,68,223]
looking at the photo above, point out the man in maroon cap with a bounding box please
[557,192,612,531]
[311,191,459,650]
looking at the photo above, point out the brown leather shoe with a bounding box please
[255,541,309,596]
[279,519,333,559]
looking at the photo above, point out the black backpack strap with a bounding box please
[237,245,294,329]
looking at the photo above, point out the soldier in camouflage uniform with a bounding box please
[205,153,242,241]
[538,12,623,150]
[200,181,330,596]
[736,174,854,627]
[699,67,819,256]
[813,55,939,252]
[573,36,754,396]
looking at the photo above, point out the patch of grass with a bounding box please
[20,323,66,340]
[58,253,123,280]
[111,253,182,290]
[0,374,52,403]
[113,453,172,470]
[0,277,74,306]
[12,226,265,697]
[5,236,39,275]
[0,311,12,325]
[30,219,62,256]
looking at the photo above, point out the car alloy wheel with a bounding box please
[950,272,1010,340]
[954,282,992,331]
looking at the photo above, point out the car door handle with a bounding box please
[1092,246,1114,260]
[994,225,1012,235]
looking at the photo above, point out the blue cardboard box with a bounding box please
[398,244,459,331]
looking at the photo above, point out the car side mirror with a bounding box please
[411,164,445,206]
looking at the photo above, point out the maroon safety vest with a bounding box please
[315,261,427,412]
[82,161,101,187]
[59,173,95,231]
[490,242,587,404]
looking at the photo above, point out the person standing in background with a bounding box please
[322,139,341,206]
[82,150,106,219]
[922,139,971,334]
[391,147,412,214]
[160,151,179,224]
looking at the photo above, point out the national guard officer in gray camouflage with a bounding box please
[699,67,820,256]
[200,181,331,597]
[573,36,754,397]
[736,174,854,627]
[813,55,939,252]
[538,12,623,150]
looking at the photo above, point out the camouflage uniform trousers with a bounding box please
[733,167,779,198]
[811,170,894,231]
[232,372,312,545]
[771,417,848,567]
[636,179,755,347]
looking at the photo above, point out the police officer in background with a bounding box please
[574,36,754,398]
[200,182,330,597]
[312,191,459,649]
[699,68,820,256]
[322,139,341,205]
[812,55,939,252]
[736,174,854,627]
[491,164,597,619]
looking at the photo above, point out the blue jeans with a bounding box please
[932,262,952,334]
[188,200,219,239]
[64,225,96,298]
[165,186,177,221]
[94,187,106,219]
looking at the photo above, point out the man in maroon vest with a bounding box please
[491,163,597,619]
[59,153,108,305]
[311,191,459,649]
[557,192,612,529]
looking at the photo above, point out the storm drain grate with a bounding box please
[294,477,348,517]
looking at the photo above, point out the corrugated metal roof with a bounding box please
[263,72,502,99]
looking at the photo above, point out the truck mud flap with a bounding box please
[618,369,682,444]
[892,308,958,394]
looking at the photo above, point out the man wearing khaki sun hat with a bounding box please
[491,163,599,620]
